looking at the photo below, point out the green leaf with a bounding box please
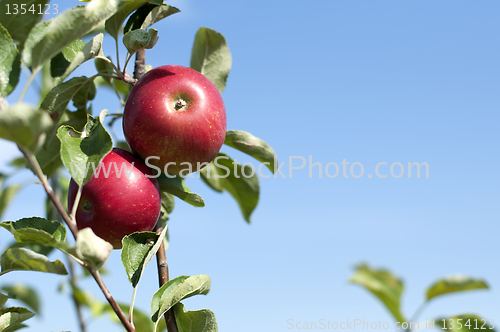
[105,0,161,40]
[0,185,20,219]
[161,192,175,215]
[0,103,53,153]
[50,55,71,78]
[35,109,87,176]
[161,223,169,252]
[115,141,131,152]
[190,27,232,93]
[8,158,25,169]
[124,4,179,33]
[8,241,53,258]
[174,303,218,332]
[0,218,69,255]
[224,130,277,173]
[0,182,19,216]
[121,226,167,287]
[121,232,158,286]
[435,314,496,332]
[159,193,172,242]
[151,275,211,323]
[2,217,67,242]
[40,60,55,100]
[124,3,157,33]
[140,4,180,30]
[70,284,108,317]
[94,57,115,85]
[0,175,21,220]
[57,109,113,186]
[0,0,48,51]
[0,292,13,308]
[113,79,132,99]
[40,76,93,122]
[199,162,224,193]
[30,0,123,70]
[75,228,113,270]
[1,284,40,314]
[426,275,489,301]
[21,20,49,69]
[54,33,104,84]
[157,175,205,208]
[123,28,158,54]
[50,39,87,78]
[72,80,96,111]
[159,205,169,228]
[61,40,87,62]
[0,307,35,331]
[0,24,21,97]
[2,322,27,332]
[212,153,259,222]
[349,264,406,323]
[0,247,67,276]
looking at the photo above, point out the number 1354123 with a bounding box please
[5,3,58,15]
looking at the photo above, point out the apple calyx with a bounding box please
[174,98,188,111]
[82,201,92,213]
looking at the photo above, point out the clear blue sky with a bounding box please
[1,0,499,331]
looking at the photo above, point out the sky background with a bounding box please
[1,0,499,331]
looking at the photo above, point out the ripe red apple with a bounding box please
[122,65,226,175]
[68,148,161,249]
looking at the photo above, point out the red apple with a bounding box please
[68,148,161,249]
[122,65,226,175]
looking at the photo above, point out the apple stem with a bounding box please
[154,221,179,332]
[90,268,137,332]
[133,49,146,82]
